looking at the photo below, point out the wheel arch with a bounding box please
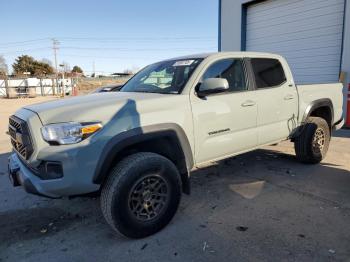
[93,123,193,194]
[302,98,334,128]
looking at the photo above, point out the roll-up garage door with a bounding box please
[245,0,345,84]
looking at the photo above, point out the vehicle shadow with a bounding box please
[0,152,82,247]
[0,145,349,253]
[189,147,350,208]
[0,151,10,175]
[0,207,80,245]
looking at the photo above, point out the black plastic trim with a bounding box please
[17,156,63,180]
[9,115,34,160]
[333,117,344,126]
[243,58,257,91]
[93,124,194,186]
[301,98,334,125]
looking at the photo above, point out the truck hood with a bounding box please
[23,92,174,125]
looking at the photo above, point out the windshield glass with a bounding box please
[120,58,203,94]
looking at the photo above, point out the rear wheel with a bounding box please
[294,117,330,164]
[100,152,182,238]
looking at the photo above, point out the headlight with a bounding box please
[41,122,102,145]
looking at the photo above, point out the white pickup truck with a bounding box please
[8,52,344,238]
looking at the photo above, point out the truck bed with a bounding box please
[297,83,344,125]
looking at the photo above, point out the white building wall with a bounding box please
[219,0,246,51]
[220,0,350,119]
[0,78,73,97]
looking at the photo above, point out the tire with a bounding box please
[294,116,330,164]
[100,152,182,238]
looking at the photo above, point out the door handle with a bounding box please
[241,100,256,107]
[284,94,294,100]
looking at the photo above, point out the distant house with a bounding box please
[111,72,134,77]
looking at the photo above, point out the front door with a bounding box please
[190,58,258,164]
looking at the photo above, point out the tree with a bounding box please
[33,61,54,76]
[41,58,53,67]
[12,55,54,76]
[12,55,35,75]
[72,65,83,74]
[0,55,8,76]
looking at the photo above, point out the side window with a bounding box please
[251,58,286,89]
[202,59,247,91]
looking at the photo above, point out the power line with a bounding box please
[0,38,50,47]
[0,46,215,53]
[0,46,216,55]
[0,47,51,54]
[58,39,217,44]
[0,41,51,48]
[0,36,216,46]
[59,46,216,51]
[57,36,216,41]
[59,54,149,60]
[0,36,217,55]
[0,36,217,74]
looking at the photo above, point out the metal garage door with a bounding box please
[245,0,345,84]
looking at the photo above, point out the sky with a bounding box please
[1,0,218,75]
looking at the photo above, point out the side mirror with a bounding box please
[197,78,229,97]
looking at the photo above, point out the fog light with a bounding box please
[35,161,63,180]
[45,162,63,179]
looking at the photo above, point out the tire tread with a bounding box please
[100,152,181,238]
[294,116,330,164]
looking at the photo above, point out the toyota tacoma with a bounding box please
[8,52,344,238]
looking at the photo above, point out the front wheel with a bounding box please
[100,152,182,238]
[294,117,330,164]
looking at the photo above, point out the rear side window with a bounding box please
[202,59,247,92]
[251,58,286,88]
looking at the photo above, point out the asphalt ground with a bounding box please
[0,97,349,262]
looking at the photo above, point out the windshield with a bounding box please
[120,58,203,94]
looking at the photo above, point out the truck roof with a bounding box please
[164,51,284,61]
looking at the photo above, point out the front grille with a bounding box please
[8,115,34,160]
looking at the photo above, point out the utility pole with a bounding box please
[59,64,65,97]
[93,60,95,78]
[52,38,60,95]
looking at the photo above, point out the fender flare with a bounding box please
[301,98,334,125]
[92,123,194,186]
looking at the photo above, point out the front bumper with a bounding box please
[8,109,104,198]
[8,153,100,198]
[8,153,59,198]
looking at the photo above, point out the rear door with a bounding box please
[248,58,298,145]
[190,58,258,164]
